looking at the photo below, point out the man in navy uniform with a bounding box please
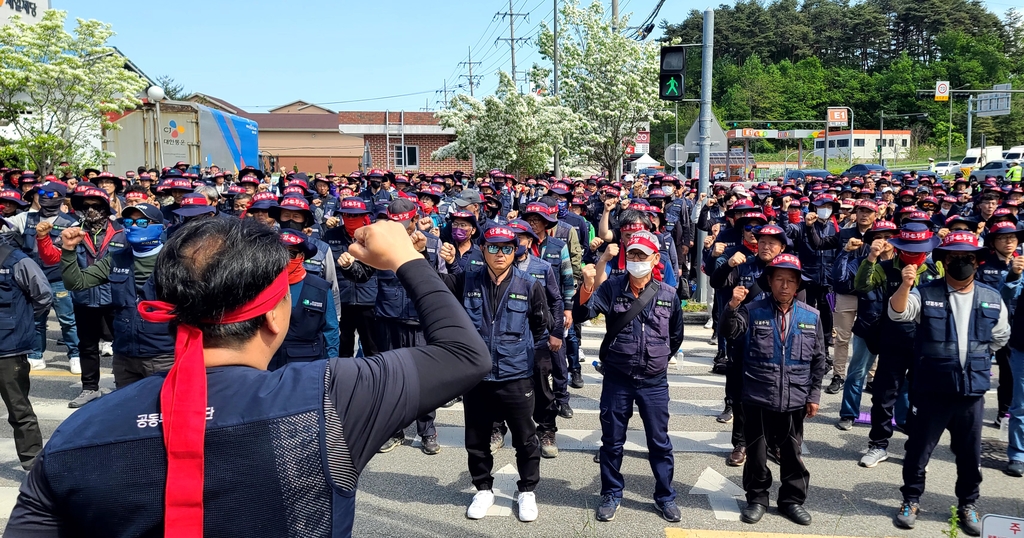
[889,231,1010,537]
[722,253,827,527]
[574,231,684,523]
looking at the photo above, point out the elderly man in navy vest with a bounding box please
[574,231,684,524]
[722,253,827,527]
[889,231,1010,537]
[437,225,549,523]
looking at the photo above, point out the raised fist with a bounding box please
[589,237,605,252]
[869,238,886,260]
[439,242,456,264]
[805,211,818,226]
[348,220,421,272]
[337,251,356,269]
[604,197,618,212]
[416,217,434,232]
[781,196,792,211]
[729,285,749,308]
[901,263,918,287]
[582,263,598,291]
[937,227,950,240]
[410,230,427,252]
[36,221,54,236]
[59,226,86,251]
[728,250,747,268]
[600,243,619,262]
[1011,255,1024,275]
[325,216,340,229]
[845,238,863,252]
[712,242,727,258]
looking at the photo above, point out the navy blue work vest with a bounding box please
[457,245,486,273]
[742,298,820,412]
[375,234,441,322]
[323,229,377,306]
[303,237,331,280]
[0,246,36,356]
[23,212,77,282]
[107,249,175,358]
[38,360,357,537]
[71,223,126,308]
[602,276,678,379]
[735,258,769,302]
[463,268,535,381]
[537,235,566,272]
[877,259,941,352]
[913,280,1001,397]
[268,274,331,371]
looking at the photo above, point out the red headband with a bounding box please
[620,222,647,232]
[137,269,290,537]
[388,210,417,222]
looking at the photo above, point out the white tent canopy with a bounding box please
[631,153,659,170]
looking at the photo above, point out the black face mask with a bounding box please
[370,180,382,189]
[279,220,305,231]
[946,257,976,281]
[38,197,63,217]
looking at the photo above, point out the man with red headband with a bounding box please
[6,217,491,537]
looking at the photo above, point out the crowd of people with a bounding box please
[0,161,1019,536]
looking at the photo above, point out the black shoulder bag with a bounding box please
[598,280,661,363]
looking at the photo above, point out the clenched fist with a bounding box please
[868,238,886,261]
[60,227,86,251]
[582,264,597,291]
[410,230,427,252]
[712,242,727,258]
[325,216,340,229]
[348,220,421,272]
[439,242,456,264]
[845,238,863,252]
[805,211,818,226]
[937,227,950,240]
[589,237,605,251]
[901,264,918,288]
[727,251,747,268]
[729,285,749,309]
[337,252,355,269]
[36,221,54,236]
[600,243,619,262]
[604,197,618,212]
[1010,255,1024,275]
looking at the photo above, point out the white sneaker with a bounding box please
[579,349,587,362]
[27,358,46,370]
[704,318,713,329]
[99,341,113,357]
[466,489,495,520]
[516,491,538,522]
[69,356,81,375]
[668,356,678,366]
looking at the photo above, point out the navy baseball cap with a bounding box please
[121,203,164,224]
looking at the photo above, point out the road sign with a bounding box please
[665,143,687,167]
[635,131,650,154]
[981,514,1024,538]
[977,83,1012,117]
[827,107,849,127]
[935,80,950,101]
[683,115,729,150]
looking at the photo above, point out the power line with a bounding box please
[242,89,440,109]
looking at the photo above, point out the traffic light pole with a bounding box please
[695,7,714,304]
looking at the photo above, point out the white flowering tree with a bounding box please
[537,0,664,176]
[432,71,579,177]
[0,10,146,174]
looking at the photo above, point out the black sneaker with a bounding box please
[420,435,441,455]
[1007,460,1024,477]
[863,381,874,395]
[836,418,854,431]
[570,371,584,389]
[558,402,574,419]
[894,501,919,529]
[825,375,844,394]
[717,405,734,423]
[958,504,982,537]
[655,500,682,522]
[379,433,404,453]
[595,494,620,522]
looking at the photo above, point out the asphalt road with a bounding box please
[1,320,1022,538]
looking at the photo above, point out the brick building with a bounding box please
[337,111,473,175]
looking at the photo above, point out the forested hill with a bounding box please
[656,0,1023,149]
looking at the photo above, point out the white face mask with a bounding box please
[626,260,653,278]
[940,207,950,215]
[816,207,833,220]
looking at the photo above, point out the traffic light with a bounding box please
[659,46,685,101]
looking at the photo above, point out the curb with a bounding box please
[683,311,710,325]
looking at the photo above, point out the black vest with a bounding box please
[107,249,175,358]
[24,211,78,282]
[268,274,331,371]
[0,245,36,356]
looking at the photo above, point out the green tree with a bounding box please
[155,75,188,100]
[0,11,146,174]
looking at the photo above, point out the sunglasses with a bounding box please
[744,224,764,232]
[38,190,60,199]
[485,244,515,255]
[82,203,105,211]
[121,218,153,228]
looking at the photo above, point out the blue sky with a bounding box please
[58,0,1014,114]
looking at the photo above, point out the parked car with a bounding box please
[841,164,887,177]
[783,169,831,182]
[969,159,1014,182]
[933,161,960,175]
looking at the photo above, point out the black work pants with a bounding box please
[112,354,175,389]
[805,281,834,348]
[901,394,984,505]
[73,304,113,391]
[869,349,913,450]
[996,346,1013,416]
[0,355,43,467]
[743,405,809,508]
[725,363,745,448]
[466,377,540,492]
[498,345,558,436]
[338,304,377,358]
[375,319,436,438]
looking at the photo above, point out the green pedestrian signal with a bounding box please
[659,46,686,102]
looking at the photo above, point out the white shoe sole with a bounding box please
[859,455,888,468]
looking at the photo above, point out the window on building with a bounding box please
[815,141,825,149]
[889,139,895,147]
[828,140,835,148]
[901,139,908,147]
[392,145,419,169]
[854,138,865,147]
[837,139,849,148]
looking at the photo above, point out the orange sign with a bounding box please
[827,108,848,127]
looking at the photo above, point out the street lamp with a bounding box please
[878,112,928,166]
[948,83,970,162]
[146,86,166,170]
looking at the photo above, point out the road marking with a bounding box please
[487,464,518,517]
[0,401,78,422]
[688,467,744,521]
[580,372,725,388]
[411,427,736,453]
[437,399,724,417]
[29,370,78,377]
[666,530,903,538]
[0,486,19,521]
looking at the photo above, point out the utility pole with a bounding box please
[496,0,529,84]
[553,0,560,178]
[696,7,714,304]
[458,46,482,97]
[612,0,619,33]
[436,79,454,108]
[419,98,432,112]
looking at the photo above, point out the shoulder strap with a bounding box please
[599,280,662,362]
[0,243,14,266]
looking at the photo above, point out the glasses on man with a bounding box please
[743,225,763,232]
[121,218,152,228]
[37,190,59,199]
[451,222,474,230]
[485,244,515,255]
[625,251,653,261]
